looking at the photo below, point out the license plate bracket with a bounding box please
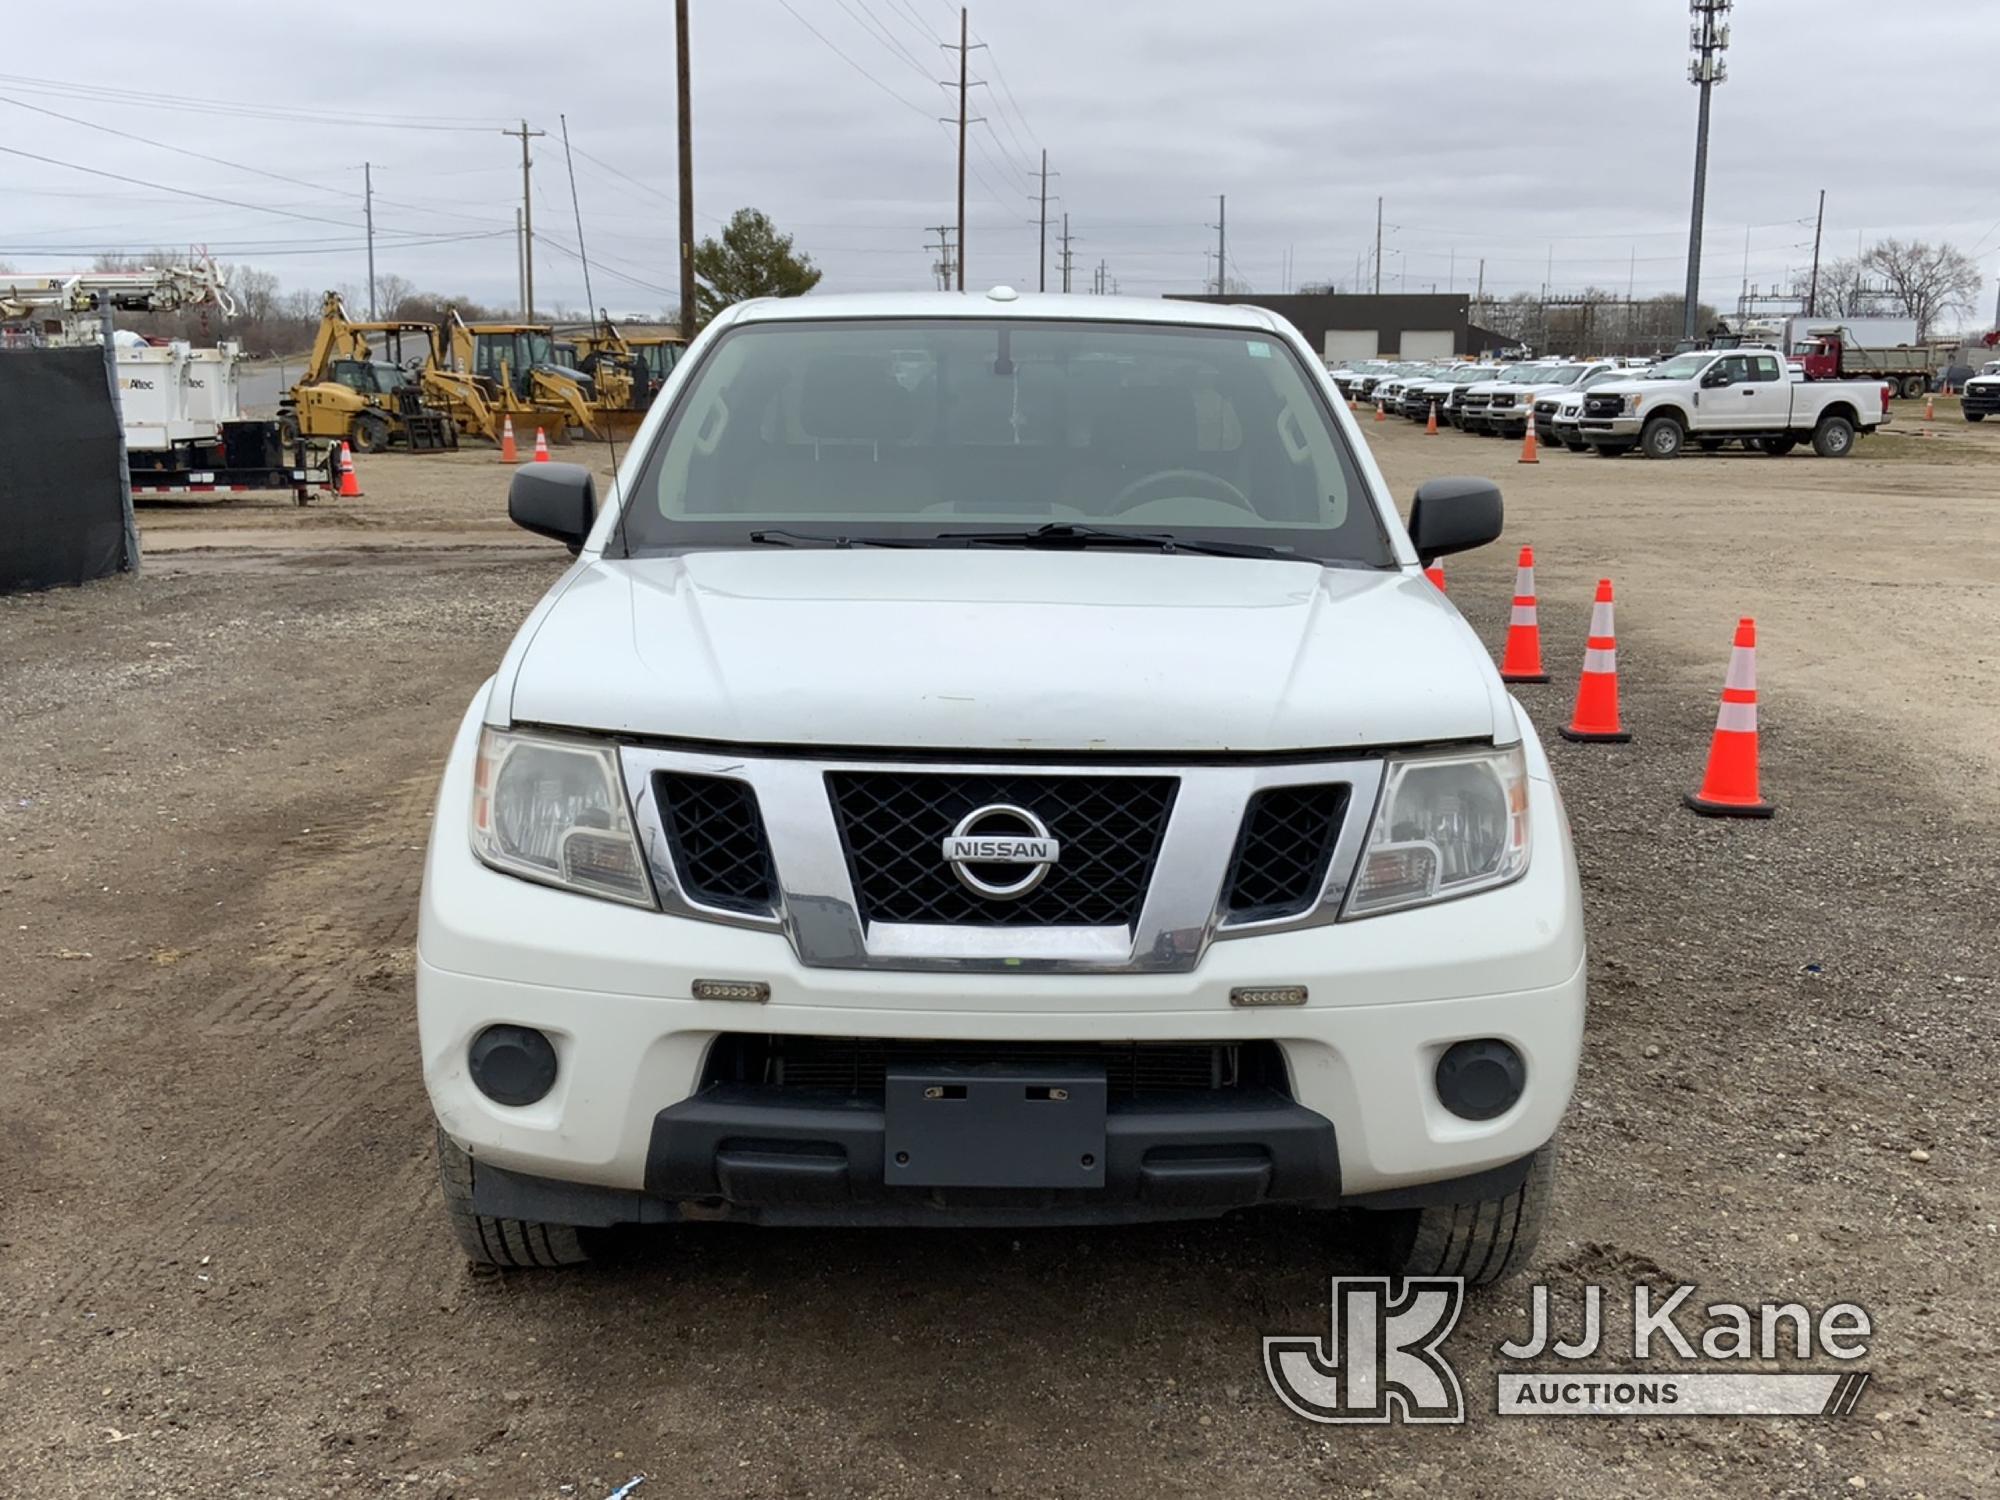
[883,1064,1107,1189]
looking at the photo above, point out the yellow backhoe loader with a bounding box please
[280,293,458,452]
[426,314,602,445]
[552,316,687,439]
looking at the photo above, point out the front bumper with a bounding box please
[418,695,1587,1218]
[1580,414,1642,444]
[1484,402,1531,434]
[1963,387,2000,417]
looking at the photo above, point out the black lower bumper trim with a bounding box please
[640,1084,1339,1223]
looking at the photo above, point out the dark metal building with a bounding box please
[1167,292,1504,361]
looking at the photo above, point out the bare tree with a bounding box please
[1812,257,1874,319]
[1860,239,1981,339]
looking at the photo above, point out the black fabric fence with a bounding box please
[0,346,136,593]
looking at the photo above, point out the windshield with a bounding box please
[1643,353,1710,380]
[621,318,1390,565]
[1496,364,1543,382]
[1582,369,1627,389]
[1536,365,1586,386]
[1452,367,1491,384]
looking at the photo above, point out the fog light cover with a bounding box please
[1435,1038,1525,1121]
[468,1024,559,1107]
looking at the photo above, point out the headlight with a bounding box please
[470,727,655,907]
[1624,393,1644,413]
[1344,745,1531,918]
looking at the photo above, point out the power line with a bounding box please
[0,143,361,229]
[0,71,506,132]
[772,0,935,118]
[833,0,936,82]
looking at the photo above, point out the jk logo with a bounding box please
[1263,1277,1467,1424]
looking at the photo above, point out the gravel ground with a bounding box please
[1,419,1996,1497]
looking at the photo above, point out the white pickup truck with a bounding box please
[418,289,1586,1287]
[1577,348,1890,458]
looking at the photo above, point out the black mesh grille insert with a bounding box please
[1222,784,1348,923]
[701,1035,1289,1100]
[655,772,776,914]
[826,772,1177,927]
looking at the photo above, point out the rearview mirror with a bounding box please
[1407,477,1503,564]
[509,462,596,552]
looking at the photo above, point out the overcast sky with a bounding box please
[3,0,1996,328]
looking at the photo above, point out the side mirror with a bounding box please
[509,461,596,552]
[1408,477,1503,565]
[1701,369,1728,388]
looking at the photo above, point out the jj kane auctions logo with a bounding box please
[1265,1279,1872,1423]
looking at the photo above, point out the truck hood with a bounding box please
[502,550,1513,753]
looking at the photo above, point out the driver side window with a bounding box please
[1711,356,1749,386]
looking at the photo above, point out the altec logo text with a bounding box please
[1265,1280,1873,1424]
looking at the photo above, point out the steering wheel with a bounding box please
[1105,468,1255,515]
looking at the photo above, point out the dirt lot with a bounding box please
[3,415,1997,1498]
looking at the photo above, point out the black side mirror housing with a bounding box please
[1407,477,1504,565]
[509,462,596,552]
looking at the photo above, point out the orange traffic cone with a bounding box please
[532,427,551,462]
[1685,617,1773,818]
[1924,392,1936,422]
[1426,400,1439,435]
[1498,546,1549,683]
[1424,561,1446,592]
[1518,412,1540,463]
[1374,400,1387,424]
[500,414,518,463]
[336,441,362,498]
[1558,579,1629,742]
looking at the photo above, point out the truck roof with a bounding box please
[723,289,1284,333]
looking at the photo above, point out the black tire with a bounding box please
[349,410,392,454]
[277,411,301,446]
[1900,375,1925,401]
[1588,442,1634,457]
[1758,436,1798,456]
[1563,437,1588,453]
[1640,415,1685,459]
[1967,412,1985,424]
[435,1126,589,1268]
[1696,437,1725,452]
[1369,1145,1554,1287]
[1811,414,1856,458]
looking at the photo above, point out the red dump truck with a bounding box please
[1795,324,1943,399]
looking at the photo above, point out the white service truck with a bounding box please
[1577,348,1890,458]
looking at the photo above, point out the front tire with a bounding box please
[1812,415,1856,458]
[1967,412,1985,424]
[349,410,392,454]
[1641,415,1685,459]
[435,1126,589,1268]
[1369,1145,1554,1287]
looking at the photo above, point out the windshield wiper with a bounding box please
[747,528,928,548]
[748,522,1334,564]
[931,522,1304,561]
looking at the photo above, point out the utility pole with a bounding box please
[1374,196,1383,295]
[515,208,526,316]
[1807,187,1826,318]
[677,0,696,333]
[1683,0,1732,341]
[955,8,967,289]
[938,9,985,291]
[502,119,546,321]
[1036,149,1051,293]
[1059,213,1074,293]
[926,225,956,290]
[363,162,377,319]
[1211,194,1226,296]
